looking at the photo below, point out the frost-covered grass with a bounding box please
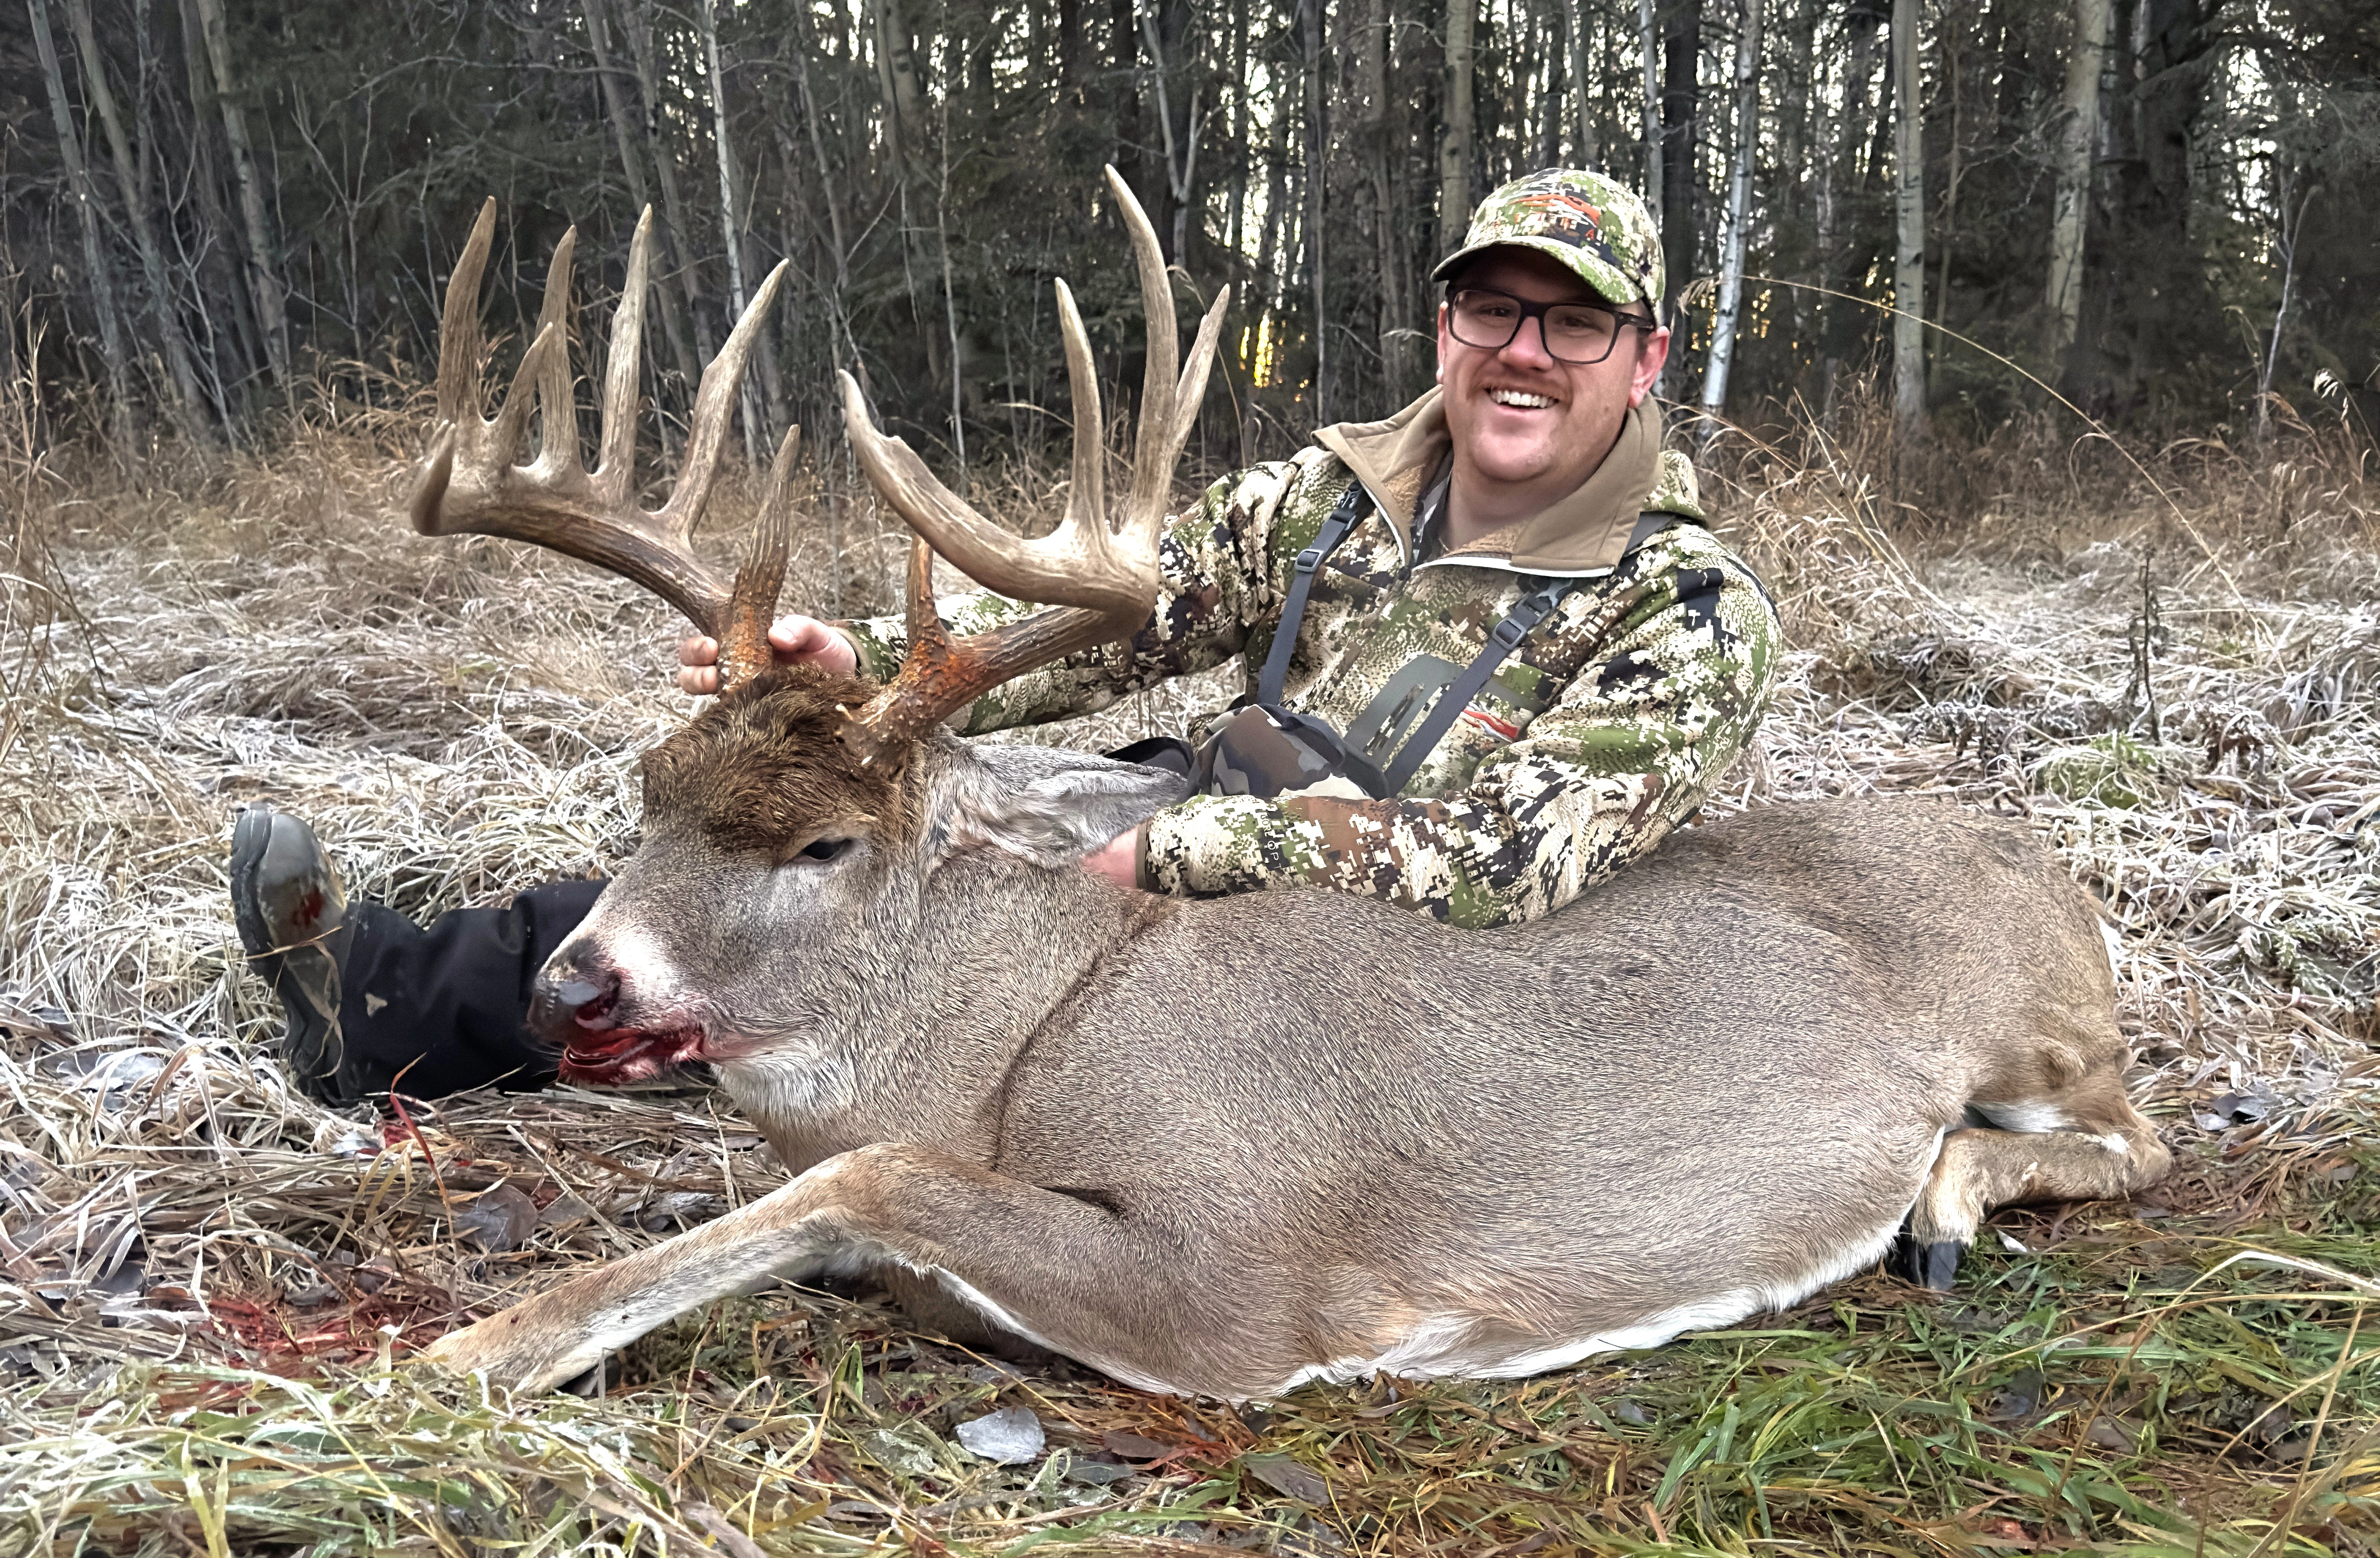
[0,392,2375,1554]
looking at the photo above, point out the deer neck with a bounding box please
[713,849,1151,1171]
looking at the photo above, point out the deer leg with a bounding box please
[1894,1082,2171,1291]
[417,1141,1252,1396]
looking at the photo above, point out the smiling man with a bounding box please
[688,165,1782,926]
[235,167,1782,1104]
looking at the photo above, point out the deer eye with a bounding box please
[794,836,854,863]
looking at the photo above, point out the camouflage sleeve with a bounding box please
[835,463,1303,735]
[1137,544,1780,928]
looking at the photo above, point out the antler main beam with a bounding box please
[839,167,1230,761]
[408,198,796,690]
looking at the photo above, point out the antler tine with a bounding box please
[528,227,577,478]
[488,322,563,473]
[434,198,498,428]
[837,170,1231,766]
[1105,165,1178,536]
[1053,277,1106,538]
[836,178,1193,620]
[1146,290,1232,534]
[838,369,1133,615]
[591,207,653,504]
[715,424,799,690]
[654,259,792,546]
[840,547,1120,768]
[408,201,792,651]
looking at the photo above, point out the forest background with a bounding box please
[2,2,2380,1551]
[2,0,2375,487]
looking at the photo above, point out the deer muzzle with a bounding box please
[531,950,708,1086]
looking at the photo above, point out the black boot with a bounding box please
[232,805,606,1103]
[231,803,355,1102]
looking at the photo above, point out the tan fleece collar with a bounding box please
[1312,390,1674,575]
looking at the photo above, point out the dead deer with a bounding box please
[407,174,2171,1398]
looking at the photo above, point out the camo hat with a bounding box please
[1431,168,1664,313]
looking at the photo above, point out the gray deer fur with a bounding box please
[420,676,2172,1397]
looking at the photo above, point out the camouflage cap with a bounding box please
[1431,168,1665,313]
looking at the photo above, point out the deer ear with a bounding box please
[929,743,1191,869]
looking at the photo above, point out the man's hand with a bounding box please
[678,615,859,695]
[1081,828,1140,889]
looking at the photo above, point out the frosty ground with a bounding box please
[0,408,2374,1555]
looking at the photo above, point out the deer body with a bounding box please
[406,175,2167,1398]
[424,717,2167,1397]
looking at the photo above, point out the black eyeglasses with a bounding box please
[1445,287,1657,365]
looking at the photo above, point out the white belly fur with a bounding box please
[937,1132,1951,1402]
[1266,1212,1908,1396]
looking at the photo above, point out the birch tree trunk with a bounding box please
[1564,0,1598,164]
[697,0,774,465]
[1815,0,1880,412]
[1305,0,1330,420]
[1226,0,1248,299]
[1142,7,1202,261]
[1440,0,1475,257]
[1257,93,1288,314]
[871,0,932,372]
[1659,0,1702,305]
[64,0,208,444]
[172,0,261,414]
[626,0,720,366]
[30,0,133,450]
[139,0,233,434]
[1638,0,1661,216]
[1698,0,1764,431]
[1776,0,1816,379]
[2255,168,2314,444]
[2042,0,2108,378]
[1890,0,1927,445]
[582,0,700,400]
[188,0,290,393]
[1362,0,1413,397]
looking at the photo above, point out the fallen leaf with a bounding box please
[863,1426,942,1475]
[1054,1452,1134,1486]
[2195,1085,2280,1131]
[1241,1451,1330,1505]
[455,1185,539,1251]
[955,1404,1044,1464]
[1985,1367,2045,1421]
[1102,1429,1179,1462]
[2085,1415,2138,1453]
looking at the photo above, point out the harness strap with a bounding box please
[1375,575,1581,795]
[1255,480,1372,707]
[1375,508,1696,795]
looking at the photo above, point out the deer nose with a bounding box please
[528,952,622,1046]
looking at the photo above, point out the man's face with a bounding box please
[1435,248,1670,500]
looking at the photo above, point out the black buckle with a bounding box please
[1294,544,1328,573]
[1491,587,1563,651]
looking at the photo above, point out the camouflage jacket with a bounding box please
[842,389,1780,928]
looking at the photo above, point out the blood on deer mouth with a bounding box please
[558,1025,707,1086]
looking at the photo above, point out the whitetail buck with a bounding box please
[408,174,2170,1398]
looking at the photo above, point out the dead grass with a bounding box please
[0,385,2375,1555]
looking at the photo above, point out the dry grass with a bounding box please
[0,379,2376,1555]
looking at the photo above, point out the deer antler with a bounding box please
[409,198,796,690]
[838,166,1229,764]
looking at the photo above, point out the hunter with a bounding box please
[233,168,1781,1104]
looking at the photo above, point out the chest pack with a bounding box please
[1114,479,1688,803]
[1247,481,1584,796]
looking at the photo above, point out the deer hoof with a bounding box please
[1889,1231,1967,1291]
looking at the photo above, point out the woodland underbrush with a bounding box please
[0,388,2374,1555]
